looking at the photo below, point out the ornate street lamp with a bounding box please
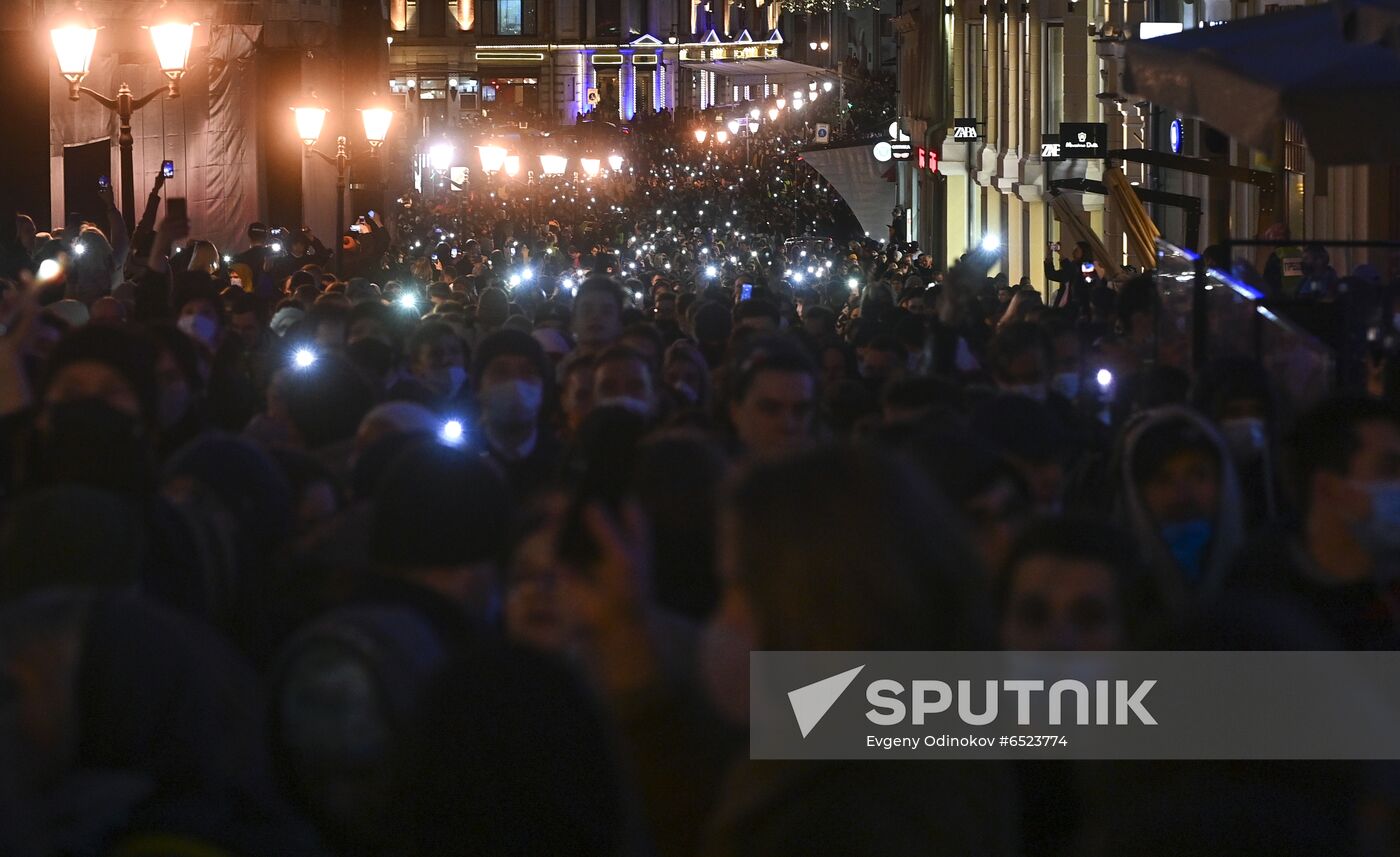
[607,153,624,171]
[478,143,507,174]
[539,153,568,175]
[51,11,196,232]
[693,128,708,144]
[580,157,602,178]
[292,98,394,275]
[428,142,455,171]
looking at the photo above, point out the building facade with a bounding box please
[384,0,889,130]
[895,0,1399,285]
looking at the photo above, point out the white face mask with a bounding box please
[594,395,652,417]
[177,314,218,349]
[478,379,544,427]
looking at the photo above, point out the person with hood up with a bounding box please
[1114,406,1245,611]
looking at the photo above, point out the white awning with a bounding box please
[679,57,835,84]
[797,144,895,240]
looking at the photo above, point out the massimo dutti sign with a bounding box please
[1058,122,1108,159]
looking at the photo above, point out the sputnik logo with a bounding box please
[788,665,865,738]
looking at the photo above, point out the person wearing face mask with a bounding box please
[592,345,659,420]
[856,333,907,394]
[173,276,263,432]
[472,329,559,501]
[172,278,225,355]
[1230,397,1400,650]
[662,339,710,419]
[146,323,209,456]
[986,321,1099,451]
[1115,407,1244,612]
[15,324,163,498]
[403,322,471,411]
[987,322,1053,403]
[1045,321,1085,404]
[4,325,222,619]
[1191,356,1283,530]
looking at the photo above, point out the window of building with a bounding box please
[406,0,419,30]
[495,0,536,33]
[595,0,620,37]
[420,0,446,36]
[1044,23,1063,134]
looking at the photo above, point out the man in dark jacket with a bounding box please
[473,328,560,501]
[1045,241,1093,312]
[1230,396,1400,649]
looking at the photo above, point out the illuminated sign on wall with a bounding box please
[953,118,979,141]
[1059,122,1108,159]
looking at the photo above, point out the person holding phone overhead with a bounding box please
[1045,240,1094,313]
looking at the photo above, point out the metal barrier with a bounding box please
[1154,239,1336,422]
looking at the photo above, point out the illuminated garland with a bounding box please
[782,0,880,12]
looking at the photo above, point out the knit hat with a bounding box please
[44,324,160,426]
[163,433,294,557]
[270,306,306,338]
[370,439,512,568]
[471,329,547,388]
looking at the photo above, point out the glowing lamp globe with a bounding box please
[293,105,328,146]
[148,20,196,92]
[360,107,393,148]
[540,153,568,175]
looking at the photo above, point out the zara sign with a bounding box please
[952,118,979,141]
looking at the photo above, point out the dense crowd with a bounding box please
[1,112,1399,857]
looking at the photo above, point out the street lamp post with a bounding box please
[293,103,393,276]
[51,15,195,233]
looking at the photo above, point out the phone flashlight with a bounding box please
[439,419,466,445]
[292,347,317,369]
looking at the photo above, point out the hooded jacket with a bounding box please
[1114,406,1246,611]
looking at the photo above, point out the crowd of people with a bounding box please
[1,109,1399,857]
